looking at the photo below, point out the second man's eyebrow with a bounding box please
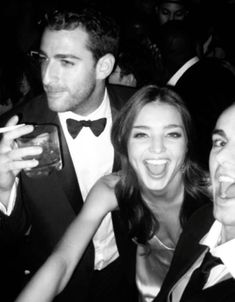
[212,129,226,138]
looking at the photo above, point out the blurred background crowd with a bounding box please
[1,0,235,114]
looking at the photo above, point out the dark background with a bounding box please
[0,0,229,55]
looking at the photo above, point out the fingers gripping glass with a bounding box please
[17,124,63,178]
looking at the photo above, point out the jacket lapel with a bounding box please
[56,123,83,214]
[154,204,214,301]
[165,232,208,293]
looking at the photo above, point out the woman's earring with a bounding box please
[180,164,185,173]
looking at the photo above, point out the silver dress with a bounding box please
[136,234,175,302]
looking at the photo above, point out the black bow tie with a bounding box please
[66,118,107,138]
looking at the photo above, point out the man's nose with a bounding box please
[41,60,58,86]
[216,143,235,166]
[169,13,174,21]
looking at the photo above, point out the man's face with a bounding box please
[39,27,99,115]
[209,105,235,228]
[156,2,188,25]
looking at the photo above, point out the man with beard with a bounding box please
[0,8,136,302]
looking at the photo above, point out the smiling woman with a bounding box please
[15,85,210,302]
[111,84,209,244]
[127,100,187,192]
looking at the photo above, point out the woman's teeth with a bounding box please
[145,159,167,175]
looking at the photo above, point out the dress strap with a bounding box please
[153,234,175,251]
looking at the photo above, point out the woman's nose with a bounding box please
[149,137,165,153]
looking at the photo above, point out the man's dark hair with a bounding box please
[40,8,120,62]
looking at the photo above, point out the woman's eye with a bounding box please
[133,132,148,139]
[167,132,182,138]
[212,138,226,148]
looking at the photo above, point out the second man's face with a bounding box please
[210,104,235,227]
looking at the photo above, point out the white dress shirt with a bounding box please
[171,220,235,302]
[58,89,119,270]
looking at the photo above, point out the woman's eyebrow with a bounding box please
[132,124,183,130]
[164,124,184,130]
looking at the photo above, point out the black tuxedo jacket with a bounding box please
[172,57,235,170]
[0,84,137,302]
[153,204,235,302]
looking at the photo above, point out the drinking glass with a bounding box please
[17,124,62,177]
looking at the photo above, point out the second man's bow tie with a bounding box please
[66,118,107,138]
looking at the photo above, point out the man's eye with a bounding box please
[161,9,169,15]
[175,11,185,18]
[38,55,48,64]
[212,138,226,148]
[29,51,47,65]
[61,60,74,66]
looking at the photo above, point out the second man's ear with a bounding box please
[96,53,115,80]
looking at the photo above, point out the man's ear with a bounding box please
[96,54,115,80]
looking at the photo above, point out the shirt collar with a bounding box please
[58,88,111,122]
[167,56,200,86]
[200,220,235,278]
[201,220,222,248]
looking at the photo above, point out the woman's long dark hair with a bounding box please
[111,85,209,244]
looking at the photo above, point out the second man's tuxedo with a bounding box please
[153,204,235,302]
[0,84,137,302]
